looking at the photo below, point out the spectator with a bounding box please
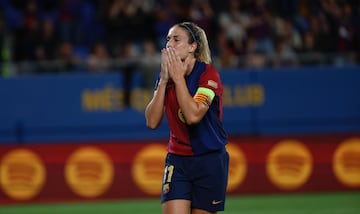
[87,41,111,72]
[58,0,82,44]
[275,18,302,52]
[213,29,239,69]
[34,19,60,74]
[56,41,80,72]
[270,35,298,68]
[0,0,358,75]
[188,0,216,42]
[153,1,176,48]
[307,14,331,53]
[334,2,359,64]
[242,36,267,69]
[247,0,274,55]
[296,31,325,65]
[217,0,250,53]
[36,19,59,62]
[117,41,139,106]
[104,0,156,56]
[139,39,161,89]
[13,0,41,63]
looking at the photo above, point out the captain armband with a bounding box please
[193,87,215,107]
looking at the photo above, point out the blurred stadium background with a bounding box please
[0,0,359,213]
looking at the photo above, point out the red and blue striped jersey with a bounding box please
[160,61,227,156]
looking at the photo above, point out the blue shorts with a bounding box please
[161,149,229,212]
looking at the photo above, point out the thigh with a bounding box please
[162,199,191,214]
[191,208,217,214]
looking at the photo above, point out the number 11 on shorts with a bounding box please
[163,165,174,183]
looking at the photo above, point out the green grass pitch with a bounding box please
[0,192,359,214]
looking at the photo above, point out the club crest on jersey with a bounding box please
[163,183,170,194]
[178,109,186,123]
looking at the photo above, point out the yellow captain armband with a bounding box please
[194,87,215,107]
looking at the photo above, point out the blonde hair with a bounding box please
[177,22,212,64]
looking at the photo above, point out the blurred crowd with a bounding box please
[0,0,359,78]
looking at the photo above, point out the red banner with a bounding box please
[0,134,359,204]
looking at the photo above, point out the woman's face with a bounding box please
[166,26,196,61]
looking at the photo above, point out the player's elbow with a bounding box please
[146,123,158,130]
[145,108,163,130]
[185,115,202,125]
[146,120,160,130]
[146,116,163,129]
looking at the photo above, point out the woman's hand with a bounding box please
[162,47,195,83]
[160,48,169,83]
[167,47,186,82]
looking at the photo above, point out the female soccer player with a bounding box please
[145,21,229,214]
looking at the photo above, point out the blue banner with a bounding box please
[0,67,359,144]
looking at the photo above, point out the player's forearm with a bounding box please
[145,80,167,129]
[174,78,204,125]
